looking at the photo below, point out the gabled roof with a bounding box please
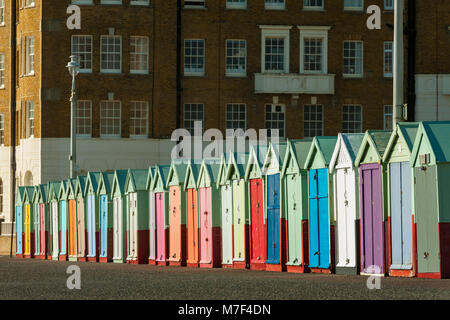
[166,161,189,188]
[146,166,156,191]
[225,152,249,181]
[411,121,450,166]
[355,130,392,166]
[151,165,171,191]
[262,142,288,172]
[23,186,35,204]
[67,178,77,199]
[305,136,338,169]
[280,139,313,177]
[329,133,365,172]
[32,186,40,204]
[125,169,149,193]
[97,172,115,195]
[35,184,48,203]
[75,176,87,198]
[244,143,269,181]
[85,172,101,195]
[183,161,202,190]
[47,181,61,202]
[217,153,231,187]
[15,186,25,206]
[57,180,68,201]
[382,122,419,162]
[198,159,221,188]
[111,170,129,197]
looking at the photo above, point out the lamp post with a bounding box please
[393,0,405,128]
[67,55,80,179]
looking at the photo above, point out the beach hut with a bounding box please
[244,144,268,270]
[111,170,128,263]
[166,161,189,266]
[151,165,171,265]
[383,123,419,277]
[67,178,78,262]
[57,181,69,261]
[217,153,233,268]
[197,159,222,268]
[410,121,450,279]
[34,185,49,259]
[146,166,156,264]
[355,130,392,276]
[75,176,88,261]
[183,162,201,267]
[23,186,35,258]
[305,136,338,274]
[329,133,364,275]
[97,172,115,263]
[15,187,25,258]
[31,186,40,259]
[225,152,250,269]
[47,182,61,261]
[125,169,150,264]
[281,139,313,273]
[85,172,101,262]
[262,142,288,272]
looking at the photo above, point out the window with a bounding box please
[130,101,148,137]
[130,36,149,74]
[384,105,393,130]
[299,26,330,74]
[25,0,35,7]
[100,101,121,137]
[226,0,246,9]
[265,0,285,10]
[130,0,149,5]
[184,39,205,76]
[0,53,4,88]
[226,104,246,130]
[384,0,393,10]
[101,0,122,4]
[226,40,246,76]
[266,104,285,138]
[26,36,35,75]
[304,0,323,10]
[72,0,93,4]
[0,114,4,145]
[343,41,363,77]
[71,35,93,73]
[261,26,291,74]
[26,101,34,138]
[24,171,33,186]
[0,0,5,25]
[344,0,363,11]
[100,35,122,73]
[303,39,322,73]
[383,41,393,78]
[184,0,205,8]
[76,101,92,137]
[304,104,323,137]
[184,103,204,135]
[0,179,3,214]
[342,105,362,133]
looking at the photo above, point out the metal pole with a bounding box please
[70,71,77,179]
[393,0,405,128]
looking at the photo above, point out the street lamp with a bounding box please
[393,0,405,128]
[67,55,80,179]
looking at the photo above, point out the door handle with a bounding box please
[273,242,276,248]
[424,252,429,259]
[314,251,320,256]
[344,200,349,206]
[346,258,350,264]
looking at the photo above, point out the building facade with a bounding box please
[0,0,448,233]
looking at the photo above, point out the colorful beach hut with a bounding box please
[67,178,78,262]
[47,182,61,261]
[383,123,419,277]
[146,166,156,264]
[125,169,150,264]
[75,176,88,261]
[410,121,450,279]
[34,185,49,259]
[15,186,25,258]
[197,159,222,268]
[57,181,68,261]
[166,161,189,266]
[305,136,338,274]
[281,139,313,273]
[151,165,170,265]
[218,153,233,268]
[97,172,115,263]
[23,186,35,258]
[244,144,268,270]
[183,162,201,267]
[354,130,392,276]
[329,133,364,275]
[111,170,128,263]
[85,172,101,262]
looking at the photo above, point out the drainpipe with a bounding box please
[407,0,416,121]
[176,0,182,129]
[9,0,17,257]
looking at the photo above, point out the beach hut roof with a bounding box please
[329,133,365,172]
[85,172,101,195]
[166,161,189,188]
[411,121,450,166]
[126,169,149,193]
[183,162,202,190]
[244,143,269,181]
[355,130,392,166]
[305,136,338,169]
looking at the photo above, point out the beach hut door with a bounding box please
[34,204,40,255]
[113,197,123,260]
[24,205,30,255]
[128,193,137,259]
[287,174,302,265]
[149,191,156,260]
[221,185,233,265]
[52,202,59,257]
[60,201,67,256]
[100,195,108,257]
[16,206,23,254]
[267,174,281,264]
[187,189,198,263]
[77,198,85,257]
[250,179,264,263]
[156,193,166,261]
[87,195,96,258]
[200,187,212,264]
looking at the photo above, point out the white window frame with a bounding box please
[304,104,324,138]
[26,101,34,138]
[184,103,204,135]
[130,101,149,138]
[100,35,122,74]
[344,0,364,11]
[130,36,149,74]
[0,114,4,146]
[303,0,324,11]
[184,39,205,76]
[100,100,122,138]
[260,26,291,74]
[383,41,393,78]
[265,104,285,138]
[226,103,247,131]
[342,104,363,133]
[265,0,285,10]
[298,26,330,74]
[226,0,246,9]
[71,35,93,73]
[76,100,92,138]
[225,39,247,77]
[0,0,5,26]
[25,36,35,76]
[130,0,149,5]
[25,0,35,8]
[0,53,4,88]
[343,40,363,78]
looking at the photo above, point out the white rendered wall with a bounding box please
[415,74,450,121]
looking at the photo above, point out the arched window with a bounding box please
[24,171,33,186]
[0,178,3,214]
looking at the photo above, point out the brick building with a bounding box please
[0,0,448,233]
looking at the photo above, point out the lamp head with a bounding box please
[67,55,80,77]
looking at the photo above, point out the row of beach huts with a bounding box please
[13,121,450,279]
